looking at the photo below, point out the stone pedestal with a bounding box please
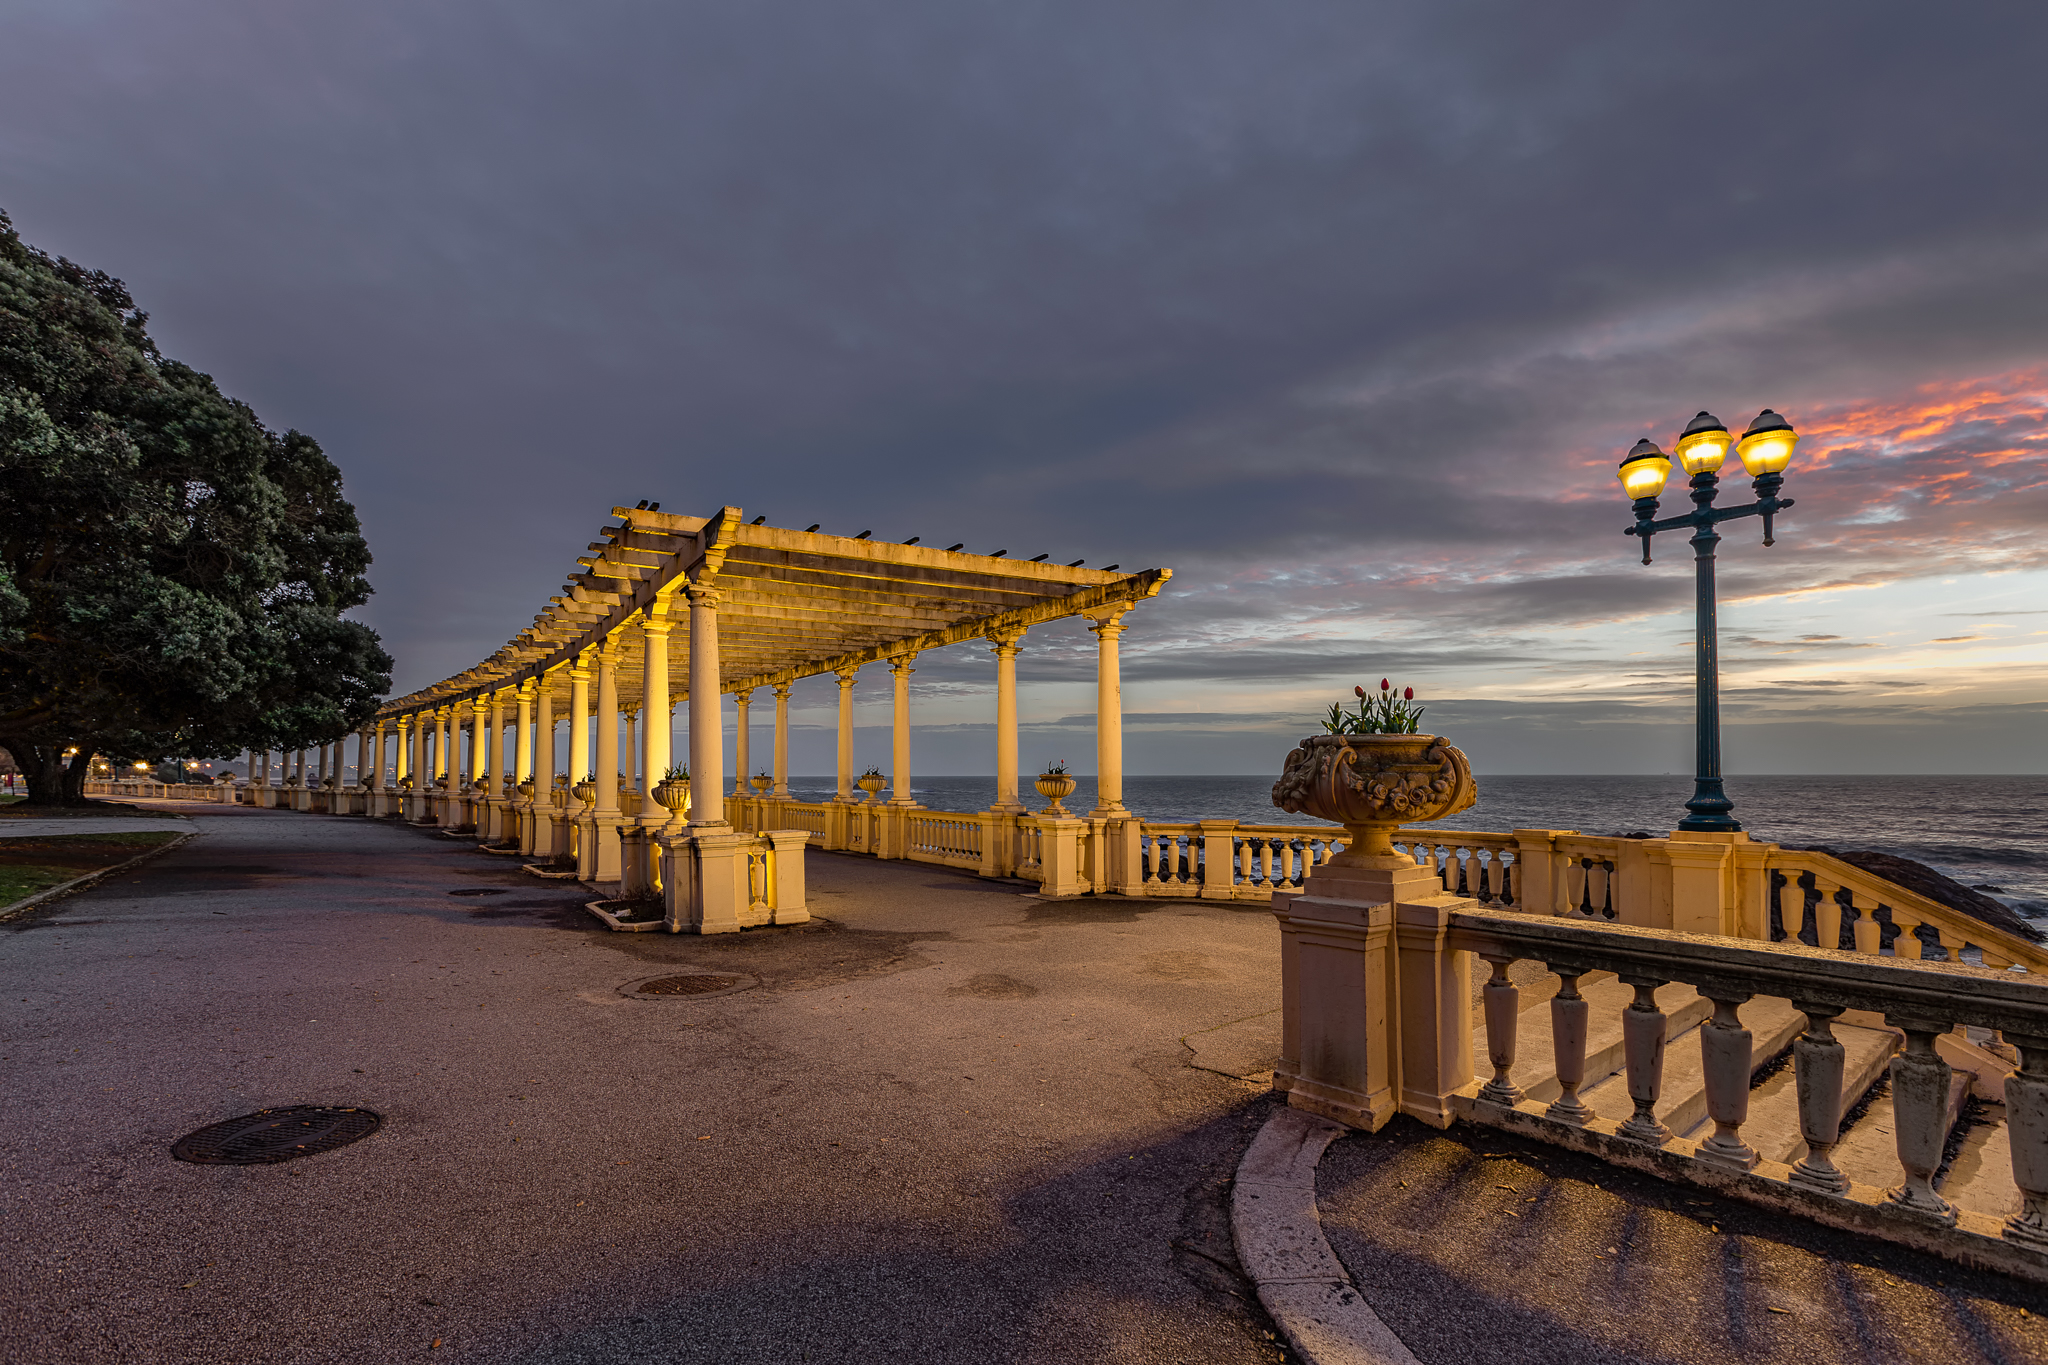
[1274,852,1475,1132]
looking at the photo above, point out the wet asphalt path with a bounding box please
[1,806,1293,1364]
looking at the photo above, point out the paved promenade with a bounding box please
[4,803,2043,1363]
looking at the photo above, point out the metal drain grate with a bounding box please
[171,1105,382,1165]
[446,888,506,897]
[631,973,752,997]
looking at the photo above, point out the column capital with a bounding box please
[640,612,675,636]
[734,686,755,705]
[1084,607,1128,637]
[987,625,1026,653]
[772,681,793,699]
[472,694,490,714]
[889,653,917,677]
[684,580,722,608]
[516,677,537,697]
[835,666,860,688]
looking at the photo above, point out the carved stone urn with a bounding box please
[1034,772,1077,815]
[1271,734,1477,864]
[856,773,888,800]
[572,778,595,806]
[654,777,691,816]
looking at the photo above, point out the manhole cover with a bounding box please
[447,888,506,897]
[623,972,757,999]
[171,1105,382,1165]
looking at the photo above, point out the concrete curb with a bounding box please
[0,828,197,924]
[1231,1107,1422,1365]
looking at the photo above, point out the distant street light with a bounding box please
[1616,410,1799,833]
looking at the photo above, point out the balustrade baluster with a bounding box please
[1926,927,1954,962]
[1814,879,1844,951]
[1545,967,1593,1125]
[1441,848,1458,895]
[1697,994,1760,1171]
[1893,912,1924,960]
[1788,1002,1852,1195]
[1777,872,1804,943]
[1499,856,1515,909]
[1289,838,1306,889]
[1850,891,1881,953]
[1478,956,1522,1106]
[2004,1034,2048,1249]
[1883,1019,1959,1223]
[1475,852,1492,904]
[1598,861,1617,919]
[1618,976,1671,1145]
[1577,858,1596,918]
[1552,851,1571,916]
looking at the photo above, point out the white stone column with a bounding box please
[485,693,505,797]
[434,709,450,781]
[733,689,753,797]
[370,721,386,789]
[256,749,271,785]
[594,643,621,817]
[536,679,556,784]
[639,608,673,827]
[686,581,727,827]
[1087,609,1128,815]
[352,730,368,790]
[989,627,1024,811]
[834,667,858,801]
[772,682,792,797]
[889,653,916,805]
[514,683,535,788]
[624,711,638,791]
[470,697,490,789]
[315,742,329,788]
[568,652,593,787]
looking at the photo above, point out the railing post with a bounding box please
[1697,993,1760,1171]
[1813,876,1843,951]
[1544,967,1593,1125]
[1197,820,1238,901]
[1882,1017,1958,1223]
[2003,1032,2048,1249]
[764,830,810,924]
[1665,830,1739,935]
[1618,975,1671,1145]
[1849,888,1881,953]
[1788,1002,1851,1194]
[1477,955,1522,1107]
[1039,816,1085,898]
[1394,900,1473,1127]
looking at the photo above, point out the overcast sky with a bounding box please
[4,1,2044,775]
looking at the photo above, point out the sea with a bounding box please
[779,773,2048,925]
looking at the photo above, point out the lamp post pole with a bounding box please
[1618,410,1799,834]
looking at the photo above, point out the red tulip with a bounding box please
[1404,687,1414,700]
[1380,678,1390,691]
[1355,685,1366,698]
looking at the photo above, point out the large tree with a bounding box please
[0,210,391,804]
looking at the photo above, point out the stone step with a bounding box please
[1742,1020,1904,1167]
[1470,972,1712,1105]
[1581,996,1808,1139]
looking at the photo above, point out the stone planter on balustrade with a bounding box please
[1268,732,1481,1133]
[1033,772,1077,815]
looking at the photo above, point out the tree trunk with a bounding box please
[0,739,96,806]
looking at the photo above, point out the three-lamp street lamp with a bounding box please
[1616,409,1799,834]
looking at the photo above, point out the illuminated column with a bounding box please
[514,682,535,788]
[989,627,1024,811]
[484,693,505,798]
[470,696,489,788]
[395,716,412,785]
[889,654,916,805]
[370,721,386,789]
[1088,609,1128,815]
[686,581,727,826]
[568,652,593,789]
[624,711,638,791]
[834,667,858,801]
[594,642,621,817]
[434,709,451,781]
[639,607,673,827]
[772,682,792,797]
[733,689,753,797]
[535,677,556,786]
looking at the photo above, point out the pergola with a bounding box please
[370,505,1170,848]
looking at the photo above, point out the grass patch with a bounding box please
[0,830,181,908]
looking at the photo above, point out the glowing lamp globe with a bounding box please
[1616,439,1673,500]
[1737,409,1797,475]
[1673,411,1731,475]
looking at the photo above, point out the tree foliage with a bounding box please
[0,209,391,804]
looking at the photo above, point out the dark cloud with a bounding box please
[4,0,2046,775]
